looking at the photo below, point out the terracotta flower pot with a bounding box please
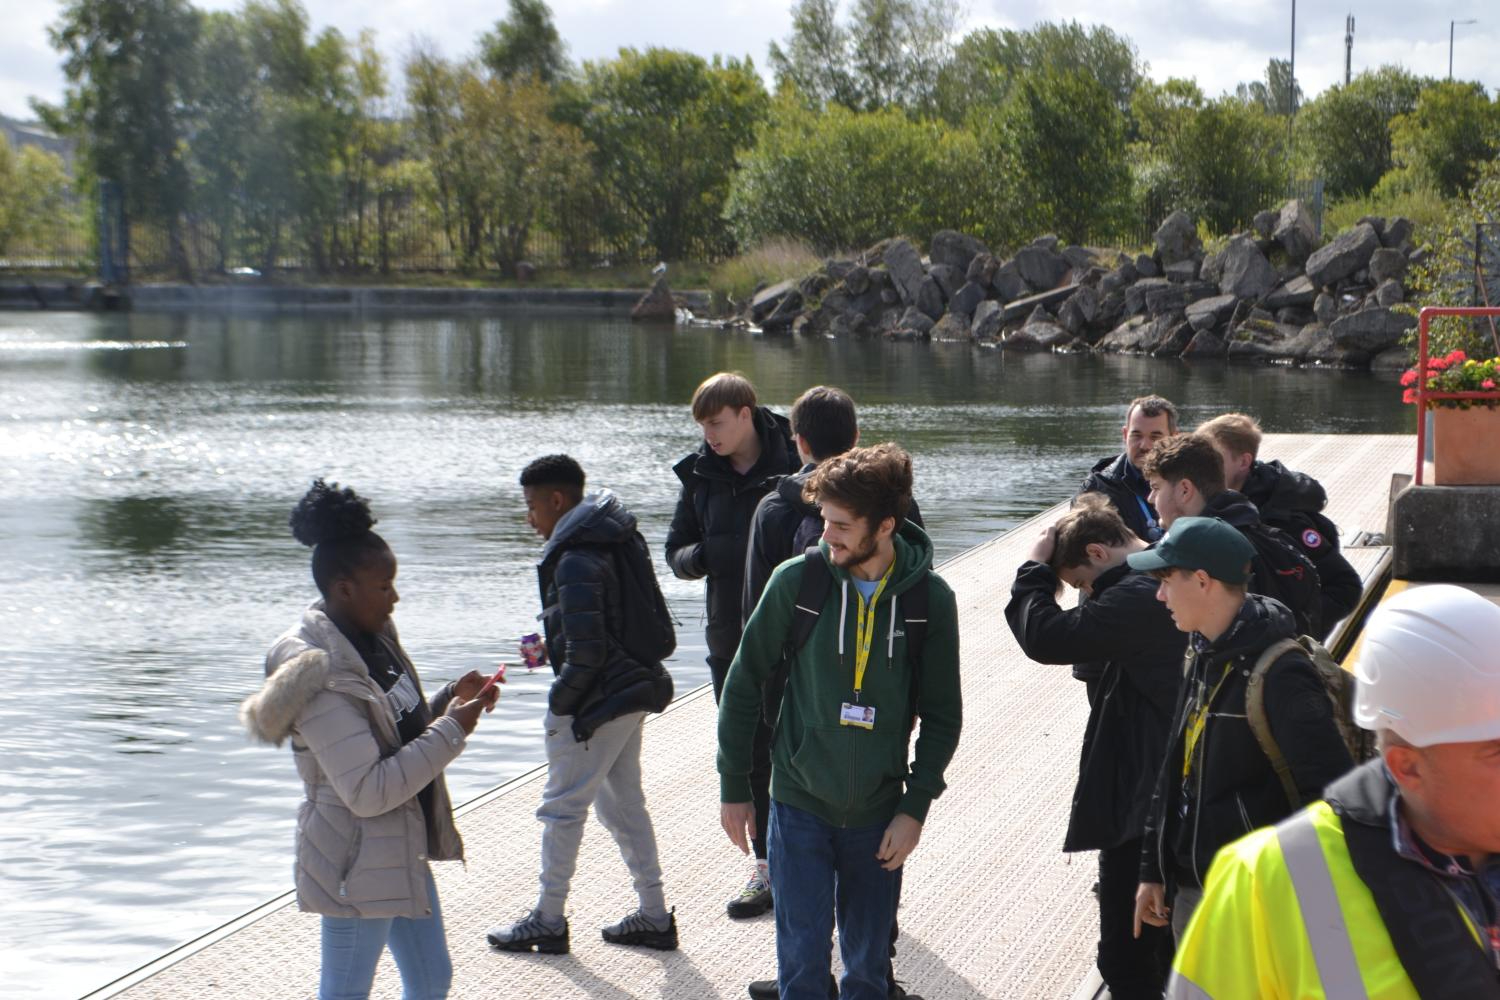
[1432,406,1500,485]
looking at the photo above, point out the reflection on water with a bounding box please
[0,310,1407,998]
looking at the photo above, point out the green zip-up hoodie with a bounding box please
[717,521,963,828]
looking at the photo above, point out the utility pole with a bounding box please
[1288,0,1297,161]
[1450,19,1477,81]
[1345,14,1355,85]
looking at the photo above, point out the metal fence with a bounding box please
[1105,177,1324,250]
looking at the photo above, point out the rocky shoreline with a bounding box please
[723,204,1422,372]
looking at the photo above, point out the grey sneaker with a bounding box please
[601,907,678,950]
[727,864,773,919]
[486,909,569,954]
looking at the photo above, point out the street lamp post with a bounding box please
[1450,19,1478,81]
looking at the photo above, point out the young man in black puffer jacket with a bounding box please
[1127,517,1354,945]
[1077,395,1180,544]
[487,455,677,956]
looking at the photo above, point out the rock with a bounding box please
[1382,217,1414,251]
[1062,245,1095,272]
[881,239,926,305]
[1100,272,1125,295]
[1275,307,1316,327]
[1165,258,1200,284]
[929,263,964,299]
[631,277,677,322]
[828,312,869,337]
[1330,306,1417,353]
[880,287,901,305]
[1314,292,1338,326]
[1200,249,1225,286]
[824,259,858,284]
[1015,245,1070,292]
[1371,347,1411,372]
[972,300,1004,340]
[915,275,947,320]
[1154,210,1202,266]
[1226,318,1302,362]
[930,311,973,341]
[966,252,998,286]
[1186,293,1239,331]
[1135,254,1161,278]
[1092,290,1126,339]
[516,261,537,282]
[991,261,1029,301]
[1218,236,1278,301]
[949,281,987,319]
[760,290,804,332]
[1298,324,1370,367]
[1025,305,1054,326]
[1031,234,1060,252]
[1126,278,1172,317]
[750,279,798,322]
[1000,284,1080,323]
[1060,285,1099,325]
[1356,214,1387,236]
[1263,275,1317,310]
[895,307,935,338]
[1375,279,1405,308]
[843,265,871,296]
[1274,200,1320,263]
[1306,223,1381,288]
[1097,314,1180,354]
[1153,321,1195,358]
[1145,283,1189,316]
[1369,248,1407,285]
[1182,328,1227,358]
[930,230,987,272]
[1253,210,1279,240]
[1004,320,1073,352]
[799,271,831,300]
[1115,257,1139,284]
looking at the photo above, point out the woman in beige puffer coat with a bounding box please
[241,480,498,1000]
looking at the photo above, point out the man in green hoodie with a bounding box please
[718,443,963,1000]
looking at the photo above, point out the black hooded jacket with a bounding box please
[1006,560,1186,852]
[538,490,674,741]
[665,405,798,661]
[1079,453,1162,544]
[1138,595,1354,889]
[1243,459,1362,635]
[741,462,925,624]
[1202,490,1322,637]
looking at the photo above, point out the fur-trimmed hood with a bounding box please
[241,648,332,746]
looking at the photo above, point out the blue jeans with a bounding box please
[769,801,901,1000]
[319,869,451,1000]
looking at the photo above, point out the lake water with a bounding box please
[0,309,1409,998]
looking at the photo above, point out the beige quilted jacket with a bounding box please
[241,604,467,919]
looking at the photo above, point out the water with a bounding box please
[0,309,1409,998]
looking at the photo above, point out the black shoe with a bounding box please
[486,909,569,954]
[745,974,838,999]
[890,981,923,1000]
[602,907,679,950]
[727,864,774,919]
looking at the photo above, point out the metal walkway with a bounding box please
[94,434,1412,1000]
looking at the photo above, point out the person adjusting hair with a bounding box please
[1167,584,1500,999]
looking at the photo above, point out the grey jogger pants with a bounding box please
[534,710,666,919]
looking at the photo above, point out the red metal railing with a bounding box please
[1413,306,1500,484]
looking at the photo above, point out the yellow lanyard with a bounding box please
[852,562,895,700]
[1182,663,1235,779]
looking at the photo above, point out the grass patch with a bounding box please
[1323,188,1451,240]
[709,238,823,304]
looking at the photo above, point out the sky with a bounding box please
[3,0,1497,121]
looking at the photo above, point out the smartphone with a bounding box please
[477,662,508,700]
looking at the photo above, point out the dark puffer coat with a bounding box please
[1243,459,1363,636]
[1138,595,1355,890]
[665,405,797,663]
[539,490,673,741]
[1202,490,1323,637]
[1079,453,1162,544]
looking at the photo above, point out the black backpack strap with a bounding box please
[761,547,833,728]
[901,571,930,731]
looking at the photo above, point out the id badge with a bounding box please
[839,702,875,730]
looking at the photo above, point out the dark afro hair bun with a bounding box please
[289,479,377,548]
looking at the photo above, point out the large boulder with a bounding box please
[1369,247,1407,285]
[1097,314,1182,354]
[966,252,999,286]
[1153,320,1195,358]
[949,280,987,319]
[929,263,964,299]
[1164,258,1201,284]
[1295,323,1371,367]
[894,306,935,338]
[1374,279,1404,308]
[1154,210,1202,266]
[1057,285,1100,335]
[1330,306,1417,353]
[1125,278,1172,317]
[1218,236,1278,301]
[1015,245,1070,292]
[1004,320,1074,352]
[1186,293,1239,331]
[930,311,973,341]
[972,300,1004,340]
[1253,210,1279,240]
[991,260,1029,301]
[930,230,987,272]
[1306,223,1381,288]
[631,277,677,322]
[881,239,926,305]
[1274,200,1319,262]
[750,279,797,322]
[1263,275,1317,310]
[1181,328,1228,358]
[1136,254,1161,278]
[760,289,804,333]
[1145,283,1190,316]
[1226,318,1301,362]
[915,275,947,320]
[1382,217,1414,251]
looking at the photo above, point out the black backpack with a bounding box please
[761,546,930,733]
[610,531,678,666]
[1239,521,1323,637]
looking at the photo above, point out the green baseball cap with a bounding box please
[1126,516,1255,584]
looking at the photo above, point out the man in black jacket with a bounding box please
[1006,496,1185,999]
[488,455,678,956]
[1198,413,1363,637]
[1126,517,1353,942]
[1077,395,1179,543]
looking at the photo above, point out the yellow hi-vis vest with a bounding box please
[1166,800,1486,999]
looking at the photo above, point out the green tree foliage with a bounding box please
[769,0,958,114]
[1404,155,1500,359]
[1390,82,1500,198]
[936,21,1142,126]
[480,0,569,84]
[725,98,991,251]
[0,137,78,257]
[1294,66,1429,199]
[574,48,768,260]
[1235,59,1302,117]
[38,0,201,277]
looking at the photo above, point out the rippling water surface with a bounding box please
[0,310,1407,998]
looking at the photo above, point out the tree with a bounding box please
[1154,98,1289,234]
[1389,82,1500,198]
[480,0,568,85]
[1294,66,1429,198]
[0,137,78,257]
[191,11,262,270]
[766,0,857,110]
[575,48,768,260]
[1236,59,1302,117]
[38,0,202,279]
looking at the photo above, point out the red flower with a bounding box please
[1447,349,1467,365]
[1402,388,1419,404]
[1485,379,1497,390]
[1400,369,1419,387]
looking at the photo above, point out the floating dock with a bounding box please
[90,434,1412,1000]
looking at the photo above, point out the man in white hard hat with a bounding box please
[1166,584,1500,998]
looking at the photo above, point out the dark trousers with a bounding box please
[1096,838,1172,1000]
[710,654,773,861]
